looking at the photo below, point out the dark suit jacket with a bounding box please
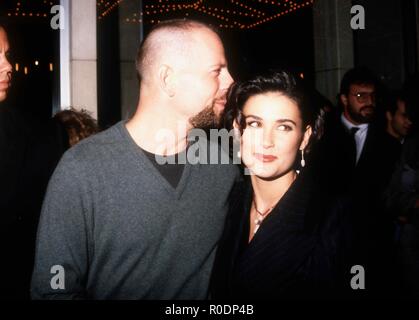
[211,172,347,300]
[0,105,67,299]
[310,112,395,201]
[384,134,419,224]
[308,112,397,294]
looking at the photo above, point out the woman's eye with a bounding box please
[278,124,292,131]
[246,121,260,128]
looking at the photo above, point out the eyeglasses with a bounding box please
[350,92,376,103]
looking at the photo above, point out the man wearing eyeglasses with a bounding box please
[314,67,382,191]
[312,67,398,298]
[338,68,378,166]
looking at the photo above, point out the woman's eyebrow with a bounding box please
[276,119,297,126]
[244,115,296,126]
[244,114,262,120]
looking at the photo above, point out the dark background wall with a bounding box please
[353,0,418,90]
[97,8,122,129]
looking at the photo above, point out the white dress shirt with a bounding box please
[341,114,369,164]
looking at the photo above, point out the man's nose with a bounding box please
[365,93,375,105]
[221,69,234,89]
[406,117,413,126]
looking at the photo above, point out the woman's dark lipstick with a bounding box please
[254,153,278,162]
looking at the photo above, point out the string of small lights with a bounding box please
[98,0,124,19]
[5,0,314,29]
[230,0,266,17]
[144,0,202,10]
[6,1,58,19]
[247,0,314,29]
[126,0,314,29]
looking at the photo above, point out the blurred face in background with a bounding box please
[387,99,413,140]
[0,27,12,103]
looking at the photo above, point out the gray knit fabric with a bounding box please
[31,121,239,300]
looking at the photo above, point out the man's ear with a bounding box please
[385,111,392,122]
[299,125,312,151]
[158,64,175,97]
[340,94,348,108]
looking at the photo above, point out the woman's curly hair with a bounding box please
[54,108,100,147]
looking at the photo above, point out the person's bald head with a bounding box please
[134,19,234,128]
[136,19,220,85]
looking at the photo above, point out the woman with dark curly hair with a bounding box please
[210,70,346,299]
[53,107,100,148]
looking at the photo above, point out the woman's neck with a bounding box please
[250,170,297,211]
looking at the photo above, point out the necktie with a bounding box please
[350,127,359,165]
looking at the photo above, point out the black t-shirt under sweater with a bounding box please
[140,147,185,188]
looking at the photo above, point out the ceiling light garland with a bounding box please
[98,0,124,19]
[6,0,58,19]
[144,0,202,10]
[248,0,313,28]
[230,0,265,17]
[132,0,314,29]
[4,0,314,29]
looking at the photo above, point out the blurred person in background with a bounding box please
[53,107,100,149]
[0,21,66,299]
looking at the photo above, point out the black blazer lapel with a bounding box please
[232,173,320,298]
[210,177,252,299]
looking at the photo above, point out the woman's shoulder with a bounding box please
[302,172,351,234]
[227,173,252,207]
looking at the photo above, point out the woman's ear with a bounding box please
[232,120,242,141]
[299,125,312,151]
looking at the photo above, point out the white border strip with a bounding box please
[60,0,71,110]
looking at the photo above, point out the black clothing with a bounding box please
[141,147,185,189]
[211,172,348,299]
[0,105,66,299]
[311,112,393,197]
[310,111,398,297]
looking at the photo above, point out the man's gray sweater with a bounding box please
[30,121,239,299]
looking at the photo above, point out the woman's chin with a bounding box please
[247,167,278,180]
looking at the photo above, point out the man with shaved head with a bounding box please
[31,19,237,300]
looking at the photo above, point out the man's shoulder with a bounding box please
[62,122,127,165]
[186,132,241,181]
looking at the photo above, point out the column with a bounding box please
[313,0,354,104]
[60,0,97,118]
[118,0,143,120]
